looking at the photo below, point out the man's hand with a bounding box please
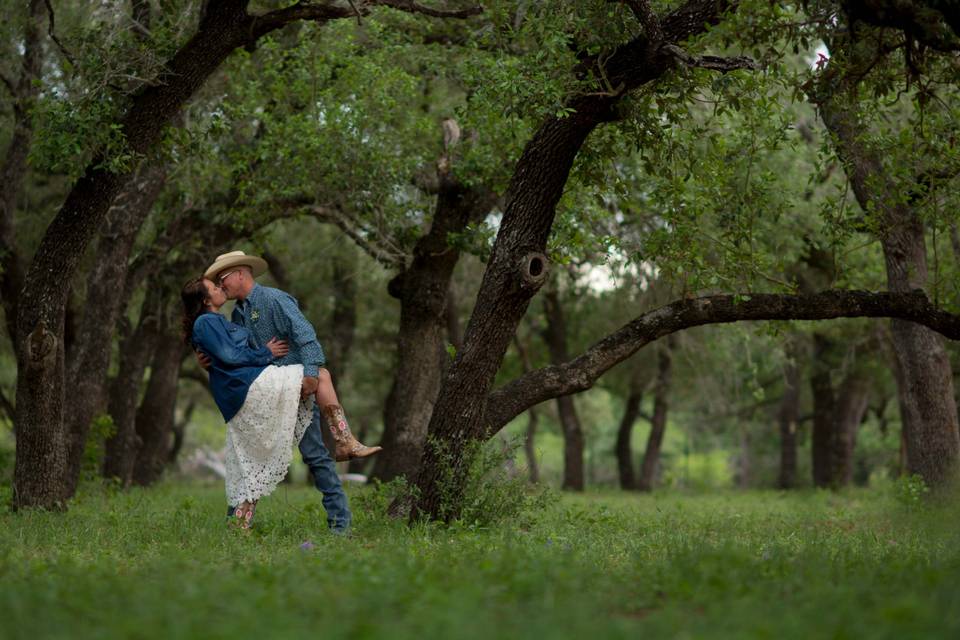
[301,376,319,400]
[266,337,289,358]
[195,350,212,371]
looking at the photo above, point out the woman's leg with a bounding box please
[315,369,382,462]
[315,368,340,406]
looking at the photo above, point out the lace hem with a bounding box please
[224,364,313,507]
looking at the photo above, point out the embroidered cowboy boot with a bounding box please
[321,404,383,462]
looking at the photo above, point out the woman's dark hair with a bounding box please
[181,277,210,345]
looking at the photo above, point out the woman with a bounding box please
[182,277,313,529]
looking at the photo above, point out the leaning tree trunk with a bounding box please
[638,339,674,492]
[11,0,362,509]
[0,0,45,347]
[615,390,642,490]
[133,317,186,487]
[409,0,738,521]
[816,63,960,489]
[371,182,493,482]
[63,164,167,494]
[777,343,802,489]
[409,107,593,519]
[542,290,585,491]
[810,333,837,489]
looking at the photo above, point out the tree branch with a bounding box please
[375,0,483,19]
[255,0,480,34]
[253,1,358,33]
[842,0,960,52]
[305,204,406,270]
[661,44,759,72]
[614,0,663,42]
[482,289,960,436]
[43,0,77,68]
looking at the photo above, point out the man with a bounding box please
[202,250,380,532]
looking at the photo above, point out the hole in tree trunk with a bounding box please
[520,252,549,290]
[528,256,544,277]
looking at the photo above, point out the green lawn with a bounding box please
[0,482,957,639]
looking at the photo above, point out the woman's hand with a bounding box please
[266,337,289,358]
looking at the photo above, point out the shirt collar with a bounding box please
[237,283,263,308]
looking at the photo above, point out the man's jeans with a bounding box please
[299,405,352,531]
[226,406,352,531]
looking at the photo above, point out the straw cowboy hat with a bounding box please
[203,251,268,280]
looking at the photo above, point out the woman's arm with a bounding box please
[193,315,273,368]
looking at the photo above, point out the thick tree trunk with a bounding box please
[63,164,167,494]
[410,0,737,521]
[371,182,493,481]
[615,391,642,490]
[777,346,801,489]
[833,372,870,488]
[11,0,358,509]
[542,290,585,491]
[810,333,837,488]
[638,339,673,492]
[133,320,185,487]
[816,63,960,489]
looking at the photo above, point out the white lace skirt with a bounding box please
[225,364,313,507]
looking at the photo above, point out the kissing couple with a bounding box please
[181,251,381,530]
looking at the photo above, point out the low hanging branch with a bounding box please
[482,289,960,436]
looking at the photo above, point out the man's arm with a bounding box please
[272,293,325,377]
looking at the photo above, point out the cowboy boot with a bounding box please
[321,404,383,462]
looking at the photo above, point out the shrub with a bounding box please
[426,435,555,529]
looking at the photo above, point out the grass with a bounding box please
[0,481,957,639]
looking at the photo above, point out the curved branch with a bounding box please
[253,1,358,34]
[661,44,759,72]
[255,0,481,34]
[483,290,960,436]
[375,0,483,19]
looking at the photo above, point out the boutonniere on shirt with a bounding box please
[251,309,260,322]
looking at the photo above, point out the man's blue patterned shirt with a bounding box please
[232,283,325,377]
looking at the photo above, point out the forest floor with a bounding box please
[0,481,957,639]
